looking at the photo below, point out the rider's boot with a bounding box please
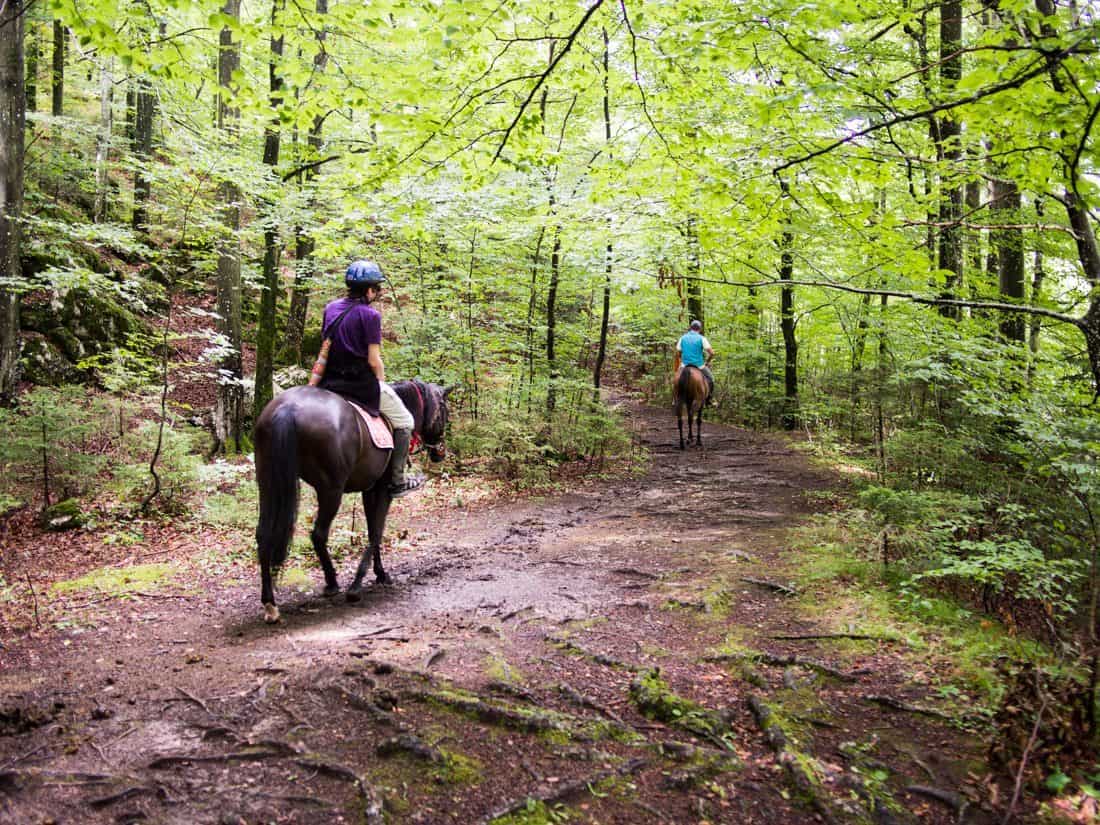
[706,376,715,406]
[388,428,426,498]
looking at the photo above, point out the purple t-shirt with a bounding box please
[322,298,382,358]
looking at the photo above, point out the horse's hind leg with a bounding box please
[677,404,685,450]
[696,406,703,446]
[260,560,278,623]
[311,489,342,596]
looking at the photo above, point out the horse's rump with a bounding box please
[675,365,708,409]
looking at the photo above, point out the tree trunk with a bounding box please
[992,178,1025,342]
[214,0,244,453]
[131,59,156,234]
[780,230,798,430]
[93,57,114,224]
[936,0,963,318]
[50,19,62,117]
[1029,199,1045,358]
[252,0,285,423]
[24,21,36,114]
[0,3,25,404]
[684,217,704,325]
[283,0,327,366]
[546,224,561,415]
[593,26,611,394]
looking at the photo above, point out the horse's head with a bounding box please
[420,383,454,463]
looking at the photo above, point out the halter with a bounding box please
[408,382,446,457]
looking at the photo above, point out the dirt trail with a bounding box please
[0,403,994,824]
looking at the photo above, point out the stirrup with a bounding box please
[388,474,425,499]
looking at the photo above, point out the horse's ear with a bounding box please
[442,384,457,399]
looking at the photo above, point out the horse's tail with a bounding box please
[674,365,693,407]
[256,404,299,574]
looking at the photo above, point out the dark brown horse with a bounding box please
[253,380,450,623]
[674,366,707,449]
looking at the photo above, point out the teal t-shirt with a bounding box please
[678,331,707,367]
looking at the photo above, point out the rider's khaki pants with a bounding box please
[378,382,414,430]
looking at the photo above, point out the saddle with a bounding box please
[346,400,394,449]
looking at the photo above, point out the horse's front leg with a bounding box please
[311,489,342,597]
[695,405,703,446]
[347,488,393,600]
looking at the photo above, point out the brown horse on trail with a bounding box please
[674,365,708,449]
[252,380,451,624]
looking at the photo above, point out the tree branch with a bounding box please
[491,0,606,164]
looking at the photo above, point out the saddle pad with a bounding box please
[347,401,394,449]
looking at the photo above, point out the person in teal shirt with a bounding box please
[677,320,715,402]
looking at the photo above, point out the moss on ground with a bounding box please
[50,563,176,597]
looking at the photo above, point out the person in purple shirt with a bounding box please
[318,260,425,497]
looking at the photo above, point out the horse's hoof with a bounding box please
[375,574,392,586]
[263,603,280,624]
[323,584,340,597]
[346,587,362,603]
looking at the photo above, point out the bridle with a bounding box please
[408,382,447,458]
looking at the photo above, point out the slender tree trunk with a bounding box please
[778,181,797,430]
[283,0,327,366]
[593,26,612,394]
[546,224,561,415]
[936,0,963,318]
[50,19,62,117]
[93,58,114,223]
[0,2,25,404]
[252,0,285,423]
[24,21,36,115]
[780,232,798,430]
[214,0,243,453]
[1029,199,1045,358]
[683,217,704,325]
[131,27,157,237]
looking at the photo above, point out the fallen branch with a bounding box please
[741,577,799,596]
[169,686,211,714]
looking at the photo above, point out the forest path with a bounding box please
[0,400,995,824]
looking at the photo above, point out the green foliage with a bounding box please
[49,563,177,597]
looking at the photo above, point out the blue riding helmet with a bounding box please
[345,260,386,286]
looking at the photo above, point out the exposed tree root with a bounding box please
[545,635,641,671]
[148,742,298,769]
[558,682,625,725]
[769,632,897,642]
[376,733,443,763]
[741,577,800,596]
[479,756,648,824]
[328,685,402,728]
[408,689,562,734]
[747,693,838,825]
[629,669,731,750]
[89,785,157,808]
[293,758,383,824]
[611,567,659,579]
[863,694,954,722]
[906,784,969,820]
[706,651,858,682]
[485,681,537,703]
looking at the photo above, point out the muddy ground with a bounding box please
[0,402,1000,824]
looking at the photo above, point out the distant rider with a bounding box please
[676,319,714,403]
[318,260,425,498]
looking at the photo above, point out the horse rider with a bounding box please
[317,260,425,498]
[676,319,715,403]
